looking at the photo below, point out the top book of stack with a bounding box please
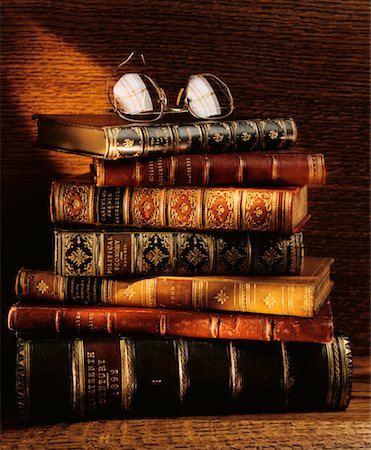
[32,114,297,160]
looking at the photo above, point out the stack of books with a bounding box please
[8,113,352,423]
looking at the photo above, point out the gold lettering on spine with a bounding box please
[280,342,290,410]
[71,339,85,420]
[120,338,135,414]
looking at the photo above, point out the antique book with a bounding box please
[50,182,309,233]
[52,229,305,277]
[92,152,326,187]
[32,114,297,159]
[7,299,334,342]
[17,256,333,317]
[15,334,352,422]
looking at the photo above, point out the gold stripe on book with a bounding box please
[16,340,31,422]
[325,339,336,408]
[120,338,135,414]
[229,342,242,402]
[71,339,85,420]
[177,339,188,409]
[281,342,290,410]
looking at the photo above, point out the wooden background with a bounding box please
[1,0,369,421]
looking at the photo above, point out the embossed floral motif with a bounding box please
[224,247,244,265]
[68,247,91,267]
[263,293,276,309]
[261,248,281,267]
[123,138,135,147]
[142,202,152,213]
[180,202,189,214]
[119,286,136,300]
[241,132,251,141]
[214,288,228,305]
[186,247,206,265]
[253,206,264,218]
[216,205,225,216]
[268,130,279,139]
[213,133,224,142]
[146,247,166,266]
[36,280,49,294]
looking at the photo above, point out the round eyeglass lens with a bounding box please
[113,73,162,121]
[185,74,233,119]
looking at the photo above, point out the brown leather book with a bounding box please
[16,256,333,317]
[92,153,326,187]
[50,182,309,233]
[7,299,334,342]
[32,114,297,159]
[14,334,352,422]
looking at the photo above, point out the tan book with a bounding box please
[16,256,333,317]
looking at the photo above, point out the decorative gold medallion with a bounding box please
[36,279,49,294]
[214,288,229,305]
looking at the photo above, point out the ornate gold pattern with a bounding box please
[214,288,229,305]
[241,132,252,141]
[168,189,198,229]
[243,192,273,231]
[132,188,162,227]
[62,232,95,276]
[268,130,279,139]
[119,286,136,300]
[123,138,135,147]
[16,339,30,422]
[205,189,236,229]
[36,279,49,294]
[61,184,91,223]
[263,293,276,309]
[213,132,224,142]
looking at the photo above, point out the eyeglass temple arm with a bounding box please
[106,51,147,110]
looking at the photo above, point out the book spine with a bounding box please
[104,118,297,159]
[52,230,304,277]
[7,301,334,343]
[15,335,352,422]
[51,183,307,233]
[93,153,326,187]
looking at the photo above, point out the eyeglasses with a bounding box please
[107,52,235,122]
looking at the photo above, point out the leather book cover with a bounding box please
[15,334,352,422]
[52,229,304,277]
[50,182,309,233]
[17,256,332,317]
[93,152,326,187]
[33,114,297,159]
[7,299,334,342]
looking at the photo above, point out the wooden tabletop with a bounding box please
[1,355,369,449]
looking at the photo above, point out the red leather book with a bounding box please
[92,153,326,187]
[51,182,309,233]
[8,299,334,342]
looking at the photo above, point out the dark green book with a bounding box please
[16,334,352,423]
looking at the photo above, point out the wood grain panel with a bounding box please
[1,0,369,420]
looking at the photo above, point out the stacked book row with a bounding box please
[8,114,352,423]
